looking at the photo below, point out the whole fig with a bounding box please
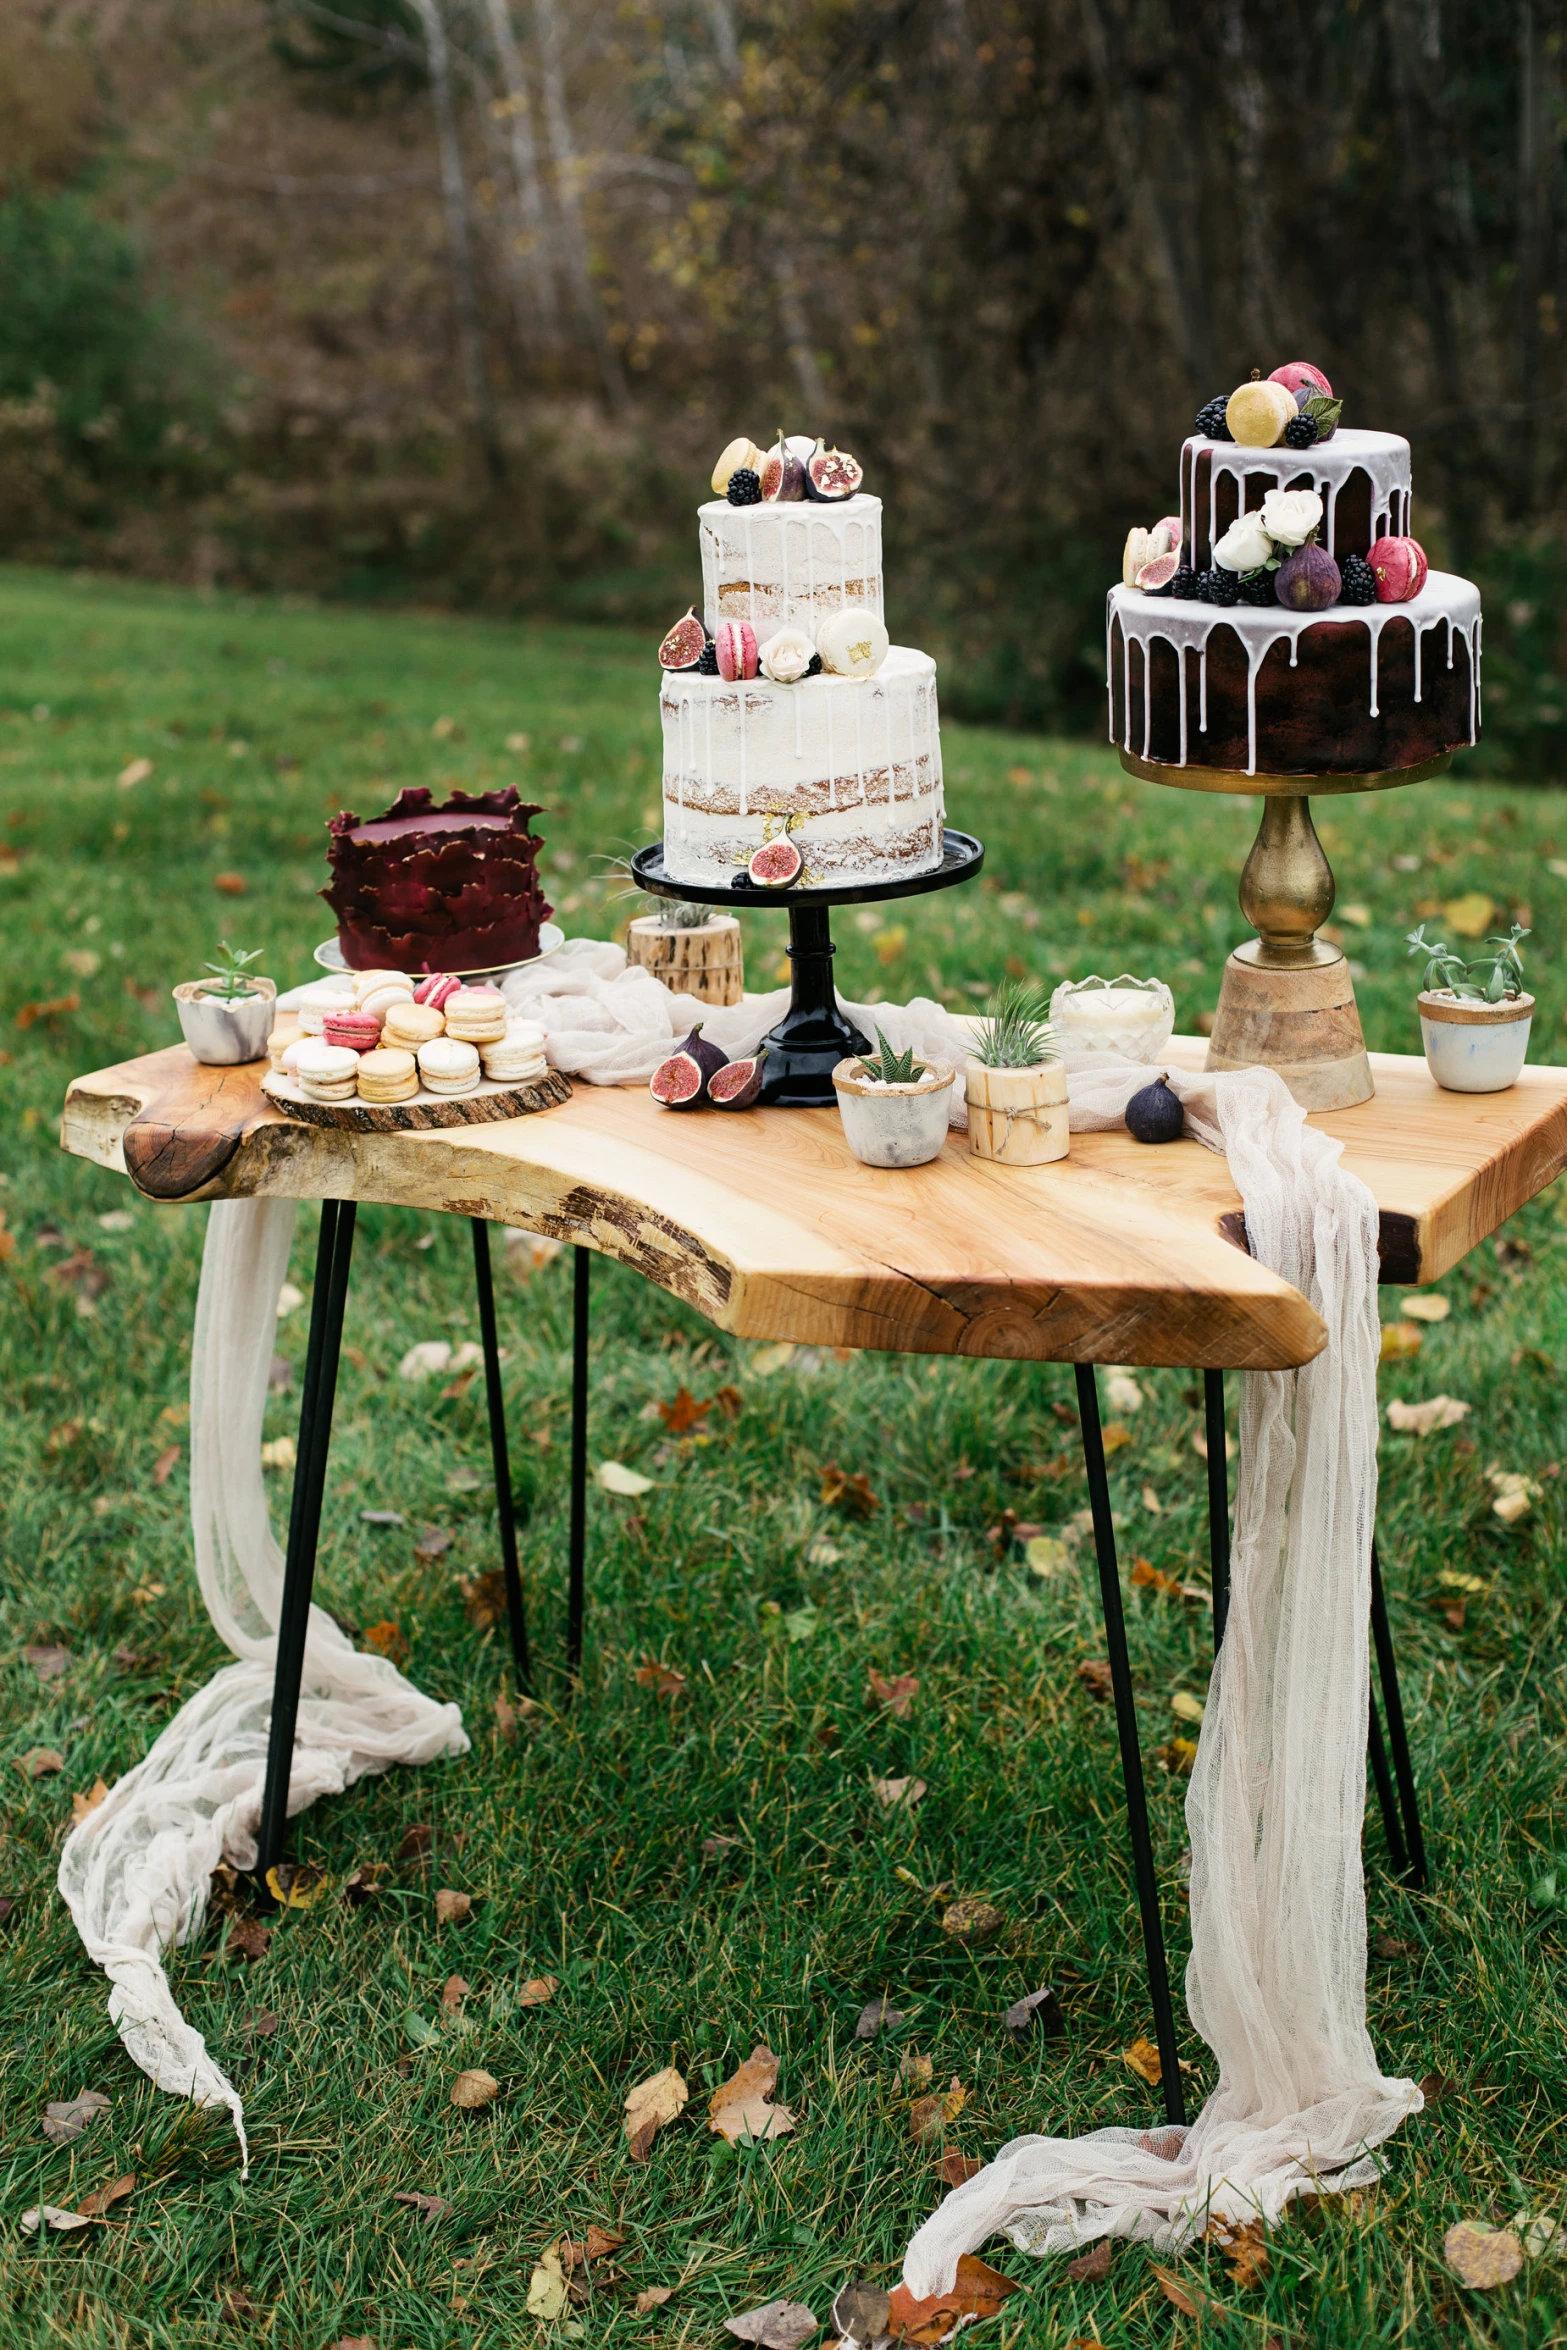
[1274,542,1342,612]
[1126,1075,1184,1144]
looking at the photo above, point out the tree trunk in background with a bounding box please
[409,0,507,484]
[482,0,561,346]
[533,0,628,414]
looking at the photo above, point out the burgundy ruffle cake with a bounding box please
[322,786,553,974]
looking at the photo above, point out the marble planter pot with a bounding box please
[832,1059,955,1167]
[174,978,277,1065]
[1417,989,1534,1094]
[964,1057,1070,1165]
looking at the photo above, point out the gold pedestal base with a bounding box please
[1205,943,1374,1110]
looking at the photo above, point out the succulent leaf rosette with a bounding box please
[322,785,553,975]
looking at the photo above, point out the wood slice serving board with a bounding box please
[262,1065,571,1132]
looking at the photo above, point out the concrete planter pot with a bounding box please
[964,1057,1070,1165]
[832,1059,954,1168]
[174,977,277,1065]
[1417,989,1534,1094]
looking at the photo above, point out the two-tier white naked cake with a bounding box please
[657,437,945,887]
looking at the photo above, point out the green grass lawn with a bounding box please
[2,566,1566,2348]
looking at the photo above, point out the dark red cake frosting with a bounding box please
[322,786,553,974]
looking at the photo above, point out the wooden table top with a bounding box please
[59,1033,1567,1374]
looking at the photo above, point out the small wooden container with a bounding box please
[626,913,744,1007]
[965,1058,1070,1166]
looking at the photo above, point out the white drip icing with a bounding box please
[699,494,885,635]
[1106,571,1482,776]
[1184,429,1412,563]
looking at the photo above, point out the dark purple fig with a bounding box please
[804,444,864,502]
[649,1022,728,1109]
[708,1046,768,1108]
[658,608,708,671]
[760,445,806,502]
[1274,543,1342,612]
[748,838,803,887]
[1126,1075,1184,1144]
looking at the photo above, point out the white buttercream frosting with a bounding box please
[1181,428,1413,561]
[699,494,884,634]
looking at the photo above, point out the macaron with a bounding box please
[323,1010,383,1053]
[443,986,509,1044]
[351,968,406,1006]
[481,1022,549,1084]
[414,972,461,1011]
[356,1046,419,1104]
[357,977,417,1022]
[417,1037,481,1096]
[382,1000,445,1049]
[294,1041,360,1102]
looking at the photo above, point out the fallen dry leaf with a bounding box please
[1207,2214,1269,2287]
[871,1775,927,1810]
[213,872,248,895]
[867,1668,918,1718]
[519,1974,559,2007]
[704,1831,741,1857]
[1443,890,1495,938]
[855,1994,905,2041]
[434,1889,472,1925]
[1170,1691,1205,1725]
[1446,2220,1524,2289]
[117,756,154,789]
[941,1897,1003,1946]
[441,1974,470,2012]
[226,1916,272,1962]
[77,2174,134,2219]
[910,2077,966,2140]
[1100,1421,1132,1456]
[399,1822,434,1861]
[41,2089,112,2146]
[1401,1292,1451,1323]
[1123,2037,1164,2086]
[260,1435,296,1472]
[724,2299,819,2347]
[413,1525,453,1563]
[636,2285,675,2312]
[1104,1369,1143,1413]
[1510,2209,1566,2261]
[899,2050,934,2088]
[1004,1985,1065,2039]
[1024,1534,1071,1579]
[1130,1558,1203,1602]
[240,2009,279,2044]
[658,1383,713,1434]
[1487,1467,1541,1525]
[821,1462,878,1518]
[265,1862,326,1909]
[362,1620,408,1664]
[1380,1320,1423,1362]
[450,2068,499,2110]
[216,2283,261,2325]
[21,2204,92,2235]
[635,1657,687,1700]
[22,1643,70,1682]
[460,1571,507,1628]
[625,2064,689,2159]
[1387,1394,1471,1436]
[939,2151,983,2188]
[0,1897,17,1927]
[72,1778,109,1823]
[1154,1736,1200,1776]
[709,2043,796,2144]
[832,2281,892,2341]
[342,1863,389,1907]
[16,1746,65,1779]
[15,990,80,1031]
[1075,1660,1112,1702]
[561,2224,624,2268]
[391,2189,451,2221]
[152,1444,181,1486]
[884,2252,1020,2345]
[597,1459,655,1496]
[1151,2262,1229,2324]
[526,2245,568,2320]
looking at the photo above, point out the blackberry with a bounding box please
[696,641,720,674]
[1237,569,1276,606]
[1169,563,1200,601]
[1195,396,1233,441]
[1338,553,1376,607]
[1283,412,1319,451]
[805,652,822,676]
[1198,567,1239,607]
[727,467,762,507]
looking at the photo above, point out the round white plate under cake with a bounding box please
[311,920,565,980]
[262,1064,570,1132]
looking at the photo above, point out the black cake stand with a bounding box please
[631,830,985,1107]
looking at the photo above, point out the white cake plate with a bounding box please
[312,921,564,982]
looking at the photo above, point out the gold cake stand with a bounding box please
[1120,749,1454,1111]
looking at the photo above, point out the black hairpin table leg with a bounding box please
[1076,1362,1186,2127]
[1369,1539,1428,1888]
[257,1198,357,1885]
[1203,1370,1230,1655]
[566,1245,590,1682]
[471,1219,531,1696]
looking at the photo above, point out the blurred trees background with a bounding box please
[0,0,1562,771]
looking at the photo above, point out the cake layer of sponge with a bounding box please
[699,494,884,636]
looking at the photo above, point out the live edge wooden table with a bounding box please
[60,1034,1567,2126]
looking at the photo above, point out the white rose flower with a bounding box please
[759,625,815,684]
[1213,511,1274,573]
[1260,487,1323,548]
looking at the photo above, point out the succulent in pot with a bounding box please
[965,981,1068,1166]
[832,1031,954,1168]
[1406,921,1533,1093]
[174,942,276,1064]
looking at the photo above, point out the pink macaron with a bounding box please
[322,1010,383,1052]
[415,972,461,1009]
[715,620,760,682]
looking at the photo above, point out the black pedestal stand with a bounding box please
[630,830,985,1106]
